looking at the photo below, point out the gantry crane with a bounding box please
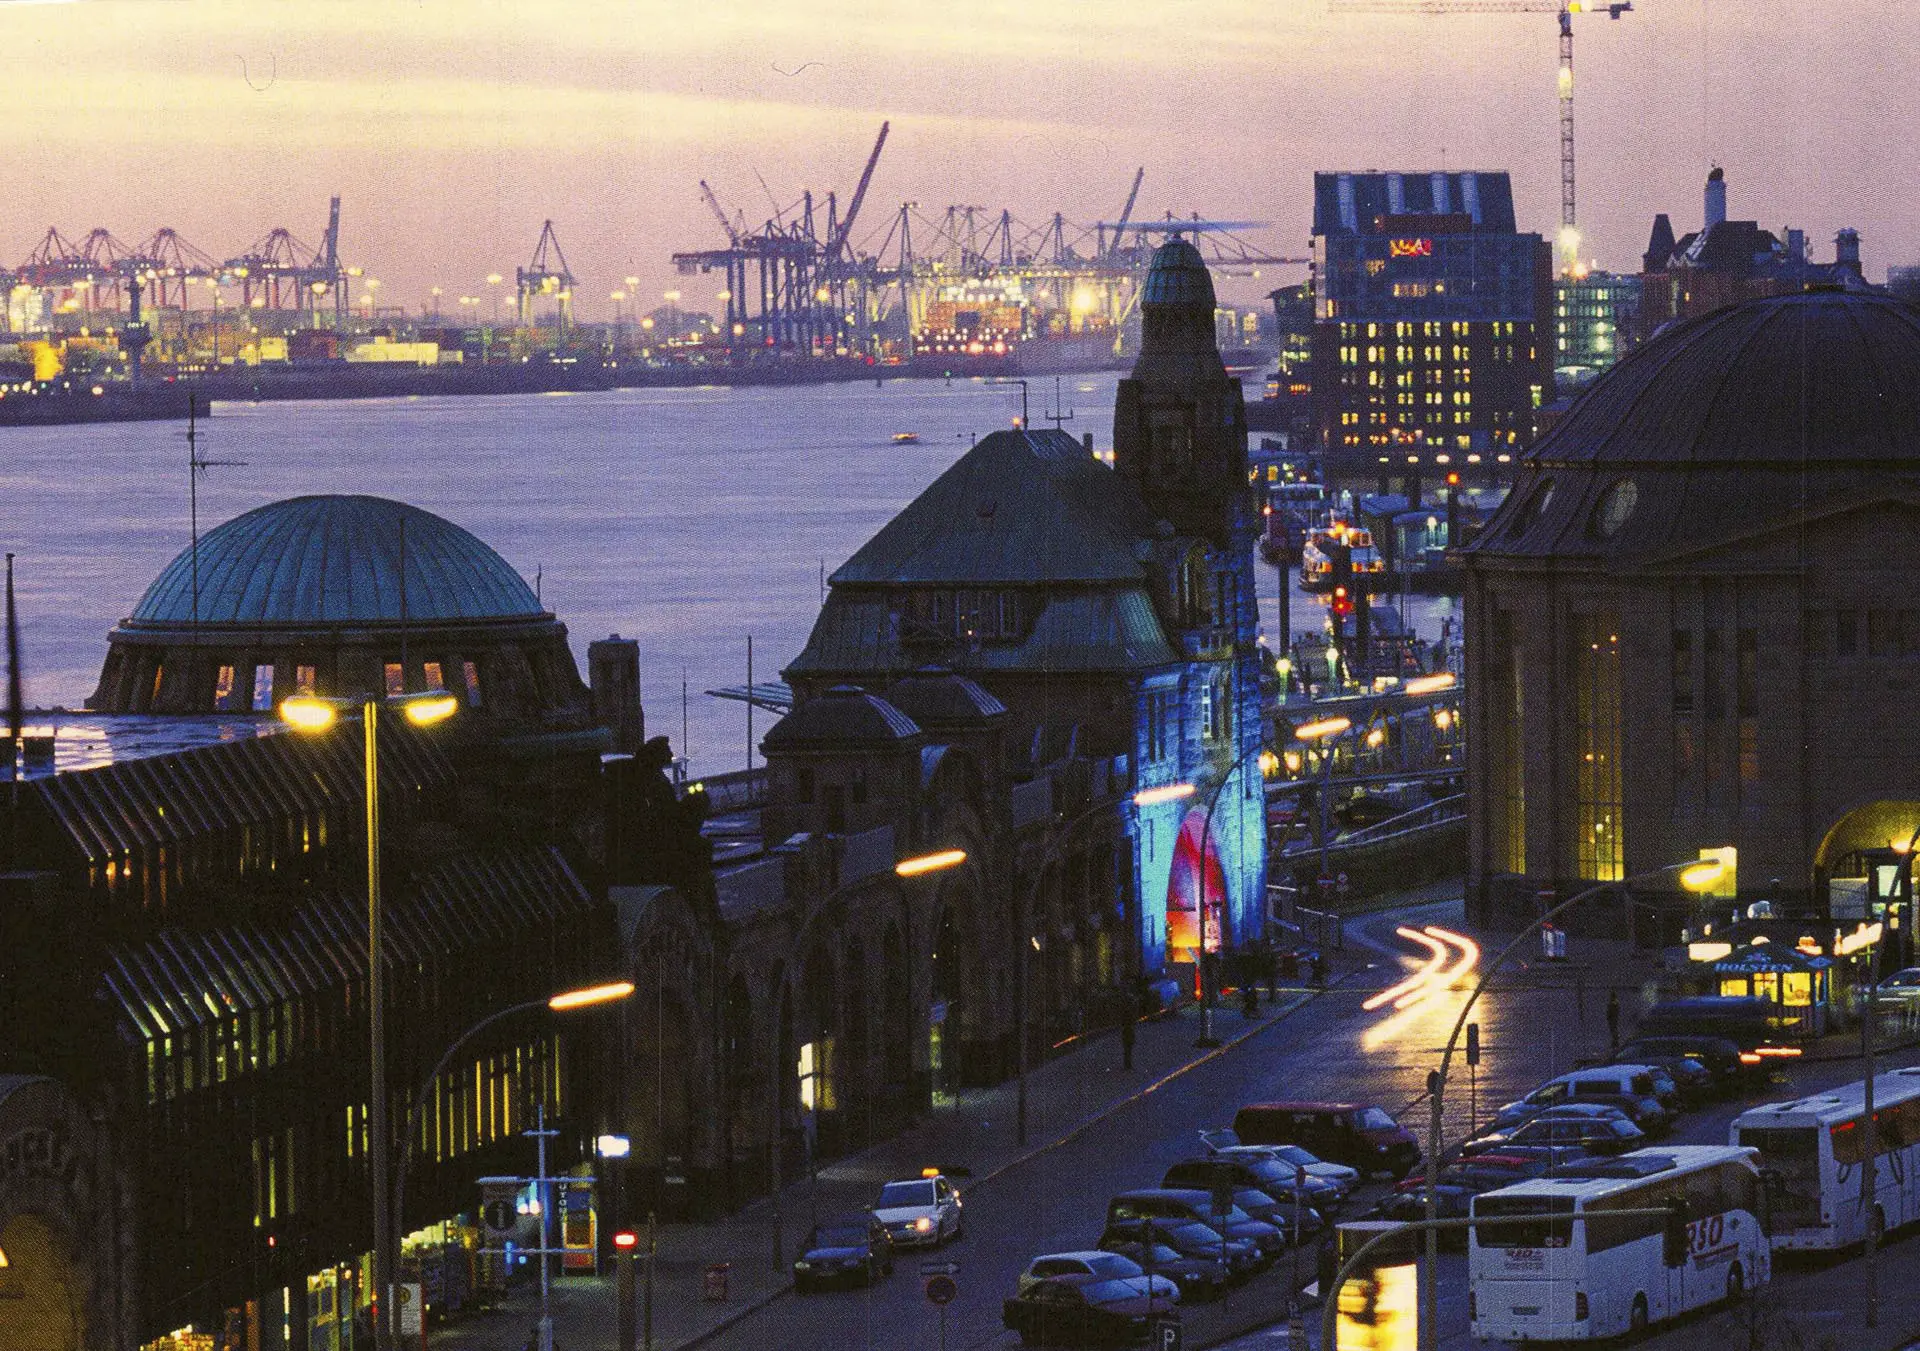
[517,220,576,329]
[1334,0,1632,274]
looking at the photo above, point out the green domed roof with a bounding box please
[1141,237,1216,310]
[130,495,543,627]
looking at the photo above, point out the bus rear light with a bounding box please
[1739,1052,1764,1064]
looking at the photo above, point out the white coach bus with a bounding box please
[1468,1146,1770,1341]
[1731,1065,1920,1250]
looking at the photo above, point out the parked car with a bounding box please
[1641,995,1797,1049]
[1163,1155,1340,1218]
[1366,1184,1476,1249]
[1610,1035,1749,1097]
[1015,1252,1176,1302]
[792,1214,893,1293]
[1463,1113,1644,1157]
[1604,1045,1714,1105]
[1097,1232,1230,1303]
[1878,968,1920,1002]
[1100,1218,1260,1282]
[1231,1102,1421,1178]
[1215,1142,1362,1198]
[873,1173,964,1249]
[1107,1190,1285,1265]
[1003,1276,1179,1348]
[1484,1067,1673,1136]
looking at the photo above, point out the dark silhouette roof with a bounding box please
[761,685,922,750]
[1642,213,1676,270]
[885,668,1008,728]
[1467,289,1920,563]
[828,430,1158,585]
[128,495,544,628]
[1142,237,1217,309]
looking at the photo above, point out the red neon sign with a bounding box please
[1389,238,1434,258]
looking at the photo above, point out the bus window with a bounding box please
[1738,1126,1820,1228]
[1474,1195,1573,1249]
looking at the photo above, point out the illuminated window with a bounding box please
[1571,613,1623,881]
[251,665,275,711]
[423,660,444,691]
[385,662,405,697]
[214,665,237,711]
[296,664,316,696]
[463,660,483,706]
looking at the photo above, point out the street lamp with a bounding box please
[280,690,461,1351]
[1015,785,1195,1145]
[768,847,969,1272]
[1412,857,1725,1351]
[1294,716,1352,889]
[389,981,634,1351]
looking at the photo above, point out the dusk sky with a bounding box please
[3,0,1910,315]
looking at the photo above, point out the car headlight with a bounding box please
[915,1217,933,1232]
[794,1261,812,1271]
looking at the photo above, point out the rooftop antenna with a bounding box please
[185,393,246,628]
[1044,376,1075,428]
[988,378,1029,431]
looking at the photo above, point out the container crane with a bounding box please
[1333,0,1632,274]
[517,220,576,330]
[1101,167,1145,262]
[699,181,740,247]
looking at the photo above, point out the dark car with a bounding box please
[1612,1034,1751,1097]
[792,1214,893,1293]
[1097,1232,1230,1303]
[1162,1157,1338,1223]
[1464,1113,1644,1157]
[1231,1102,1421,1178]
[1002,1275,1178,1347]
[1101,1219,1260,1282]
[1366,1184,1476,1249]
[1108,1189,1285,1266]
[1640,995,1795,1050]
[1485,1070,1673,1137]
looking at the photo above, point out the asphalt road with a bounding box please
[703,901,1623,1350]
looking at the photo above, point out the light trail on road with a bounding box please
[1362,926,1451,1011]
[1362,925,1482,1051]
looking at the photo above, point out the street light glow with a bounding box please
[279,696,341,730]
[1402,672,1457,695]
[1133,782,1197,807]
[548,980,636,1011]
[895,848,968,878]
[1678,861,1726,892]
[1294,716,1352,741]
[401,692,460,726]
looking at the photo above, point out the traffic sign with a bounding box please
[919,1260,961,1277]
[1152,1319,1183,1351]
[924,1273,958,1306]
[483,1199,516,1235]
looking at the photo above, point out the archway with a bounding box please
[1166,806,1227,964]
[1816,800,1920,968]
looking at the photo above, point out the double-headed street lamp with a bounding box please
[1294,716,1352,888]
[767,846,969,1272]
[280,690,461,1351]
[1412,856,1726,1351]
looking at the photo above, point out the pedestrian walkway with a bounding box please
[424,960,1362,1351]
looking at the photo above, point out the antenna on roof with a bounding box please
[184,393,246,628]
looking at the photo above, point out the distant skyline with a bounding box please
[2,0,1912,317]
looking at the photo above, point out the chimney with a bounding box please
[1835,228,1863,276]
[1704,166,1727,230]
[1082,431,1094,455]
[1786,229,1807,265]
[588,634,644,754]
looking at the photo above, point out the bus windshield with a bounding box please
[1474,1195,1575,1249]
[1737,1125,1819,1228]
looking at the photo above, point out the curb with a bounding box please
[670,981,1349,1351]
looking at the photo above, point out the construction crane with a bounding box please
[1333,0,1631,274]
[824,121,889,264]
[699,180,740,247]
[1101,167,1146,262]
[517,220,576,330]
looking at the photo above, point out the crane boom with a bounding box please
[700,180,740,246]
[828,121,889,262]
[1109,167,1145,259]
[1330,0,1630,274]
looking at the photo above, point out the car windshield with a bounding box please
[1358,1107,1398,1130]
[1884,970,1920,987]
[810,1225,868,1247]
[1271,1145,1319,1167]
[1082,1279,1145,1305]
[1030,1258,1090,1278]
[1089,1253,1140,1277]
[877,1181,934,1208]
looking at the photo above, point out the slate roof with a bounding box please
[886,668,1008,728]
[1466,289,1920,565]
[828,429,1160,586]
[127,495,545,629]
[761,685,923,750]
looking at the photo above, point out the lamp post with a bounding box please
[767,847,969,1272]
[389,981,634,1351]
[1015,785,1193,1146]
[280,690,461,1351]
[1412,857,1726,1351]
[1293,716,1352,891]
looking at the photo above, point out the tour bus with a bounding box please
[1468,1146,1770,1342]
[1730,1065,1920,1250]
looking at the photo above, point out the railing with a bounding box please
[1319,792,1466,849]
[1267,884,1345,952]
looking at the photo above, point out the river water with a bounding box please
[0,374,1455,775]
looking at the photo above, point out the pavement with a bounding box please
[423,960,1348,1351]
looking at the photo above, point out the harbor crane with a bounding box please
[517,220,576,330]
[1100,167,1146,262]
[699,181,741,247]
[1333,0,1632,274]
